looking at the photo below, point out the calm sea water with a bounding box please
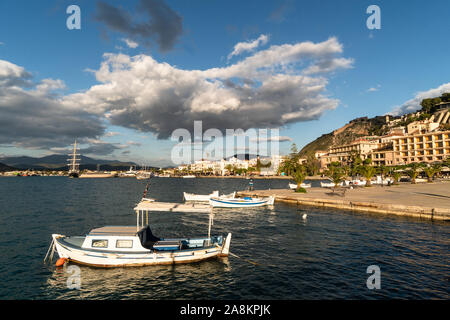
[0,177,448,299]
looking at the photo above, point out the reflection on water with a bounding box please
[45,257,232,299]
[0,177,448,299]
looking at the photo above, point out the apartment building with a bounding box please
[318,120,450,168]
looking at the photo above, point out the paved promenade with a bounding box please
[237,181,450,221]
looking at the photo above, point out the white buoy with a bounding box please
[302,213,307,220]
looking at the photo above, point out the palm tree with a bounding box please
[406,163,422,184]
[359,165,377,187]
[389,166,403,185]
[325,162,345,192]
[292,164,307,193]
[423,163,442,182]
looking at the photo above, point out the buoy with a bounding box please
[55,258,67,267]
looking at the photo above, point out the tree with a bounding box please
[423,163,442,183]
[325,162,346,192]
[349,151,363,178]
[292,164,308,193]
[360,165,377,187]
[406,163,422,184]
[377,165,390,185]
[305,155,320,176]
[389,166,403,185]
[225,164,233,175]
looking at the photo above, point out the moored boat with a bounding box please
[183,191,219,202]
[49,202,231,267]
[289,183,311,189]
[209,196,274,208]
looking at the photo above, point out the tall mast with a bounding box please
[67,140,80,173]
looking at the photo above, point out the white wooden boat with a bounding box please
[49,201,231,268]
[209,196,274,208]
[320,180,336,188]
[120,166,138,177]
[183,191,219,202]
[136,172,152,180]
[182,175,196,178]
[289,183,311,189]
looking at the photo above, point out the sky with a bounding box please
[0,0,449,167]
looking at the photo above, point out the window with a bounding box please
[92,239,108,248]
[116,240,133,248]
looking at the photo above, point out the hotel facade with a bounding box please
[317,110,450,169]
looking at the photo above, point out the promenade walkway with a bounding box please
[237,181,450,221]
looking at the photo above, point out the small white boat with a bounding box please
[182,175,196,178]
[289,183,311,189]
[320,180,336,188]
[120,166,138,177]
[209,196,274,208]
[221,191,236,199]
[49,202,231,268]
[183,191,219,202]
[136,172,152,180]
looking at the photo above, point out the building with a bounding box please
[317,119,450,168]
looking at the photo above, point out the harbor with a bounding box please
[238,181,450,221]
[0,176,448,299]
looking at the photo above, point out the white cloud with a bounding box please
[121,38,139,49]
[227,34,269,60]
[0,37,353,155]
[389,82,450,116]
[61,37,352,139]
[367,84,381,92]
[0,60,105,150]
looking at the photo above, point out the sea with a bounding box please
[0,177,448,299]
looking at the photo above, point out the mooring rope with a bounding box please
[43,238,55,262]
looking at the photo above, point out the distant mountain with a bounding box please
[0,162,17,172]
[0,154,139,171]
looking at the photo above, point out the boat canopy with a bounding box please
[89,226,140,236]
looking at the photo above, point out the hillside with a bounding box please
[0,162,16,172]
[0,155,138,171]
[298,116,388,158]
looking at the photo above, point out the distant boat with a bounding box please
[320,180,336,188]
[209,196,274,208]
[184,191,219,202]
[136,172,152,180]
[182,175,196,178]
[67,140,80,178]
[79,172,116,178]
[121,166,138,177]
[289,183,311,189]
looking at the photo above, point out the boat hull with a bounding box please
[52,233,231,267]
[183,191,219,202]
[209,197,274,208]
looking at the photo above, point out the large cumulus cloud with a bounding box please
[0,59,105,149]
[66,36,353,139]
[0,36,353,155]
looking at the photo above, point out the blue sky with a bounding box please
[0,0,449,167]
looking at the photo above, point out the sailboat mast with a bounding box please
[72,140,77,171]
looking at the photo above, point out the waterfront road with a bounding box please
[238,181,450,220]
